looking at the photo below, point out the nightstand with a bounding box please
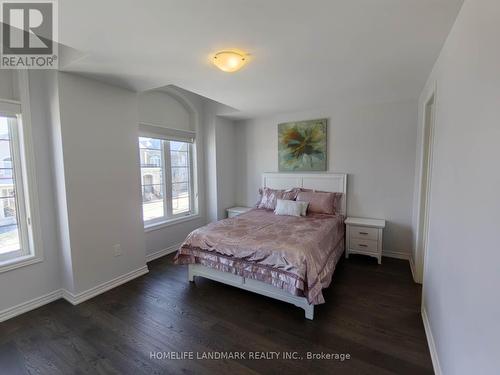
[226,206,251,218]
[345,217,386,264]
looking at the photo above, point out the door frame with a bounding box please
[415,83,438,285]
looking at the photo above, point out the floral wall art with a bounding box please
[278,118,327,171]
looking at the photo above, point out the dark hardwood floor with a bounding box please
[0,254,433,375]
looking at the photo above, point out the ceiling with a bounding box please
[59,0,463,119]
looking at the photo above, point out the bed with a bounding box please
[175,173,347,320]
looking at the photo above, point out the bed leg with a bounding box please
[304,304,314,320]
[188,264,194,282]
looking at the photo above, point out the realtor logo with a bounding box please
[1,0,58,68]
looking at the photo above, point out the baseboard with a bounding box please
[0,289,62,322]
[422,306,443,375]
[146,242,182,262]
[62,265,149,305]
[0,266,150,322]
[382,250,410,260]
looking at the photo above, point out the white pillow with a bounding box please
[274,199,307,217]
[298,201,309,216]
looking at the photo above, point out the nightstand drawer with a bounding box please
[350,226,378,241]
[350,238,378,252]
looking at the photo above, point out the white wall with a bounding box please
[0,71,62,313]
[203,102,218,223]
[236,100,418,255]
[48,70,76,293]
[215,117,237,220]
[0,70,15,100]
[138,90,192,130]
[203,101,238,222]
[57,72,146,293]
[415,1,500,374]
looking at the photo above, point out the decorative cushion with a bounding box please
[274,199,304,217]
[297,189,344,214]
[257,187,299,210]
[298,201,309,216]
[331,192,344,214]
[296,191,336,215]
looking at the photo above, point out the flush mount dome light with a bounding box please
[212,50,247,72]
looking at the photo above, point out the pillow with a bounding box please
[298,201,309,216]
[255,188,264,207]
[257,187,299,210]
[296,191,336,215]
[331,192,344,214]
[278,200,309,216]
[297,189,344,214]
[274,199,304,217]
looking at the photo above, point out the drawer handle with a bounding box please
[358,244,368,247]
[359,232,369,235]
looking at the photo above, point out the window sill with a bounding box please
[144,214,201,232]
[0,253,43,274]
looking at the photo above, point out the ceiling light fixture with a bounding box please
[212,50,247,72]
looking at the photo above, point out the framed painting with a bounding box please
[278,118,327,171]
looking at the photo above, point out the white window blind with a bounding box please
[138,123,195,143]
[0,100,21,117]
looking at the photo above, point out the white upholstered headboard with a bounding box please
[262,173,348,215]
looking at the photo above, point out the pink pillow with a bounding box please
[257,187,299,210]
[296,191,340,215]
[331,192,344,213]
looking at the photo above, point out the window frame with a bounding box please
[0,74,44,273]
[0,116,29,263]
[164,140,195,220]
[139,132,198,230]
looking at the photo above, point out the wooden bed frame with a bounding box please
[188,173,348,320]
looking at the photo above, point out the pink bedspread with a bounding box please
[175,208,345,305]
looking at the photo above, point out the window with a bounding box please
[138,127,196,227]
[0,112,35,266]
